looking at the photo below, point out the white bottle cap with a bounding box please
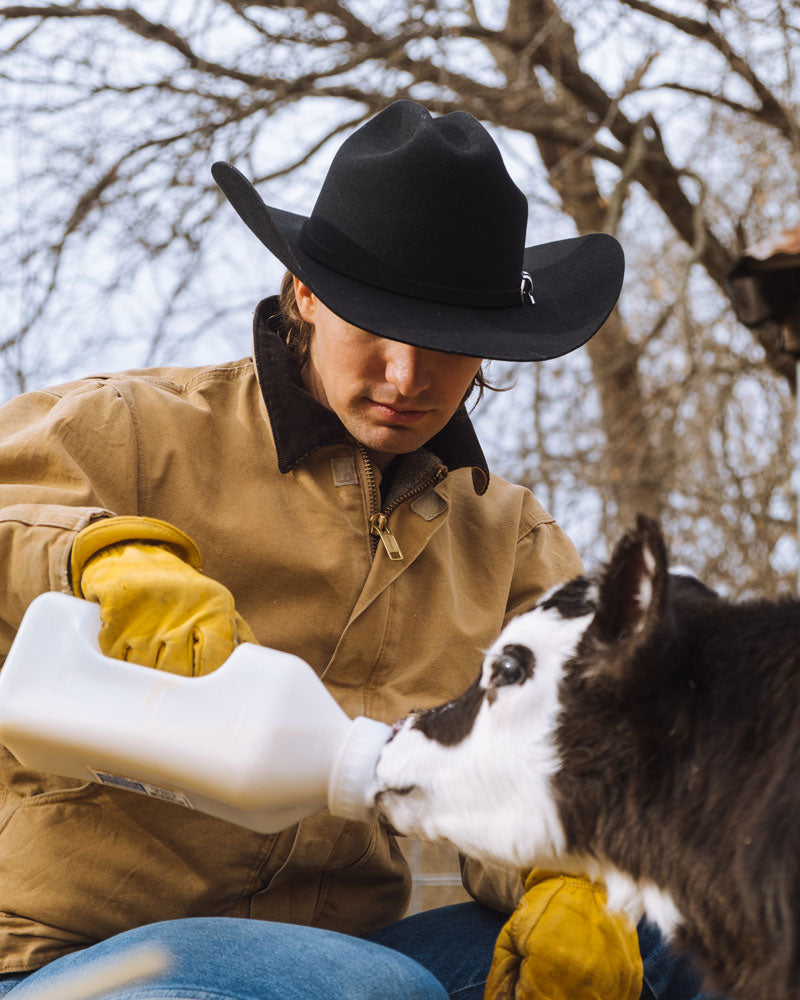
[327,716,392,822]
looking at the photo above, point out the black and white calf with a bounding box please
[373,516,800,1000]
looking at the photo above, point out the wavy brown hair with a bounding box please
[277,271,505,407]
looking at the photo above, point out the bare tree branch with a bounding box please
[618,0,799,140]
[1,0,798,592]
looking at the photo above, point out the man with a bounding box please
[0,101,676,999]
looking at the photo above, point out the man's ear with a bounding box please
[586,514,669,669]
[293,277,316,325]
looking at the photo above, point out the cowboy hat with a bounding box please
[212,101,623,362]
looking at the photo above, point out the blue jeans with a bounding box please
[0,905,718,999]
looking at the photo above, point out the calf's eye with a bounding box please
[492,644,533,687]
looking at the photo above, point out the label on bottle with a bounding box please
[89,767,193,808]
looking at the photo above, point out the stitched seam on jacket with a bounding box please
[517,513,556,543]
[89,375,181,392]
[101,381,145,515]
[0,506,113,530]
[181,360,253,394]
[81,361,252,397]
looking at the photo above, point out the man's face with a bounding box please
[295,280,483,470]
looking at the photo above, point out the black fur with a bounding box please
[552,516,800,1000]
[540,577,595,618]
[411,675,485,747]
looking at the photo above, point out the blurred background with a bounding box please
[2,0,799,910]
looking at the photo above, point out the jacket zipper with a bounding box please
[357,444,447,561]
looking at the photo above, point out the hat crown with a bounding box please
[302,102,528,303]
[211,100,624,362]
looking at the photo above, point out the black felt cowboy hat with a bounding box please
[212,101,624,362]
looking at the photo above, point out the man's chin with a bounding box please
[364,428,435,459]
[349,417,441,457]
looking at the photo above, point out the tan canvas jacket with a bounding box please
[0,298,583,973]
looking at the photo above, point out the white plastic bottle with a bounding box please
[0,592,391,833]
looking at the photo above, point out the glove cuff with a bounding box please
[524,869,597,892]
[71,516,203,597]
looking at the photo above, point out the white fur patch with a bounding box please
[635,576,652,629]
[587,864,682,939]
[373,603,592,870]
[634,546,656,627]
[639,881,682,938]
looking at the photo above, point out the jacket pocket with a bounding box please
[0,760,99,835]
[0,780,98,834]
[19,780,99,806]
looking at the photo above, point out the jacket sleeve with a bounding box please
[0,380,140,661]
[461,502,584,913]
[503,509,584,626]
[460,856,525,914]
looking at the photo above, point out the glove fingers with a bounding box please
[111,623,213,676]
[96,617,149,667]
[99,619,241,676]
[189,625,236,677]
[80,537,256,676]
[118,634,189,675]
[139,625,233,676]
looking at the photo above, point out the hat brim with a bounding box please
[212,161,624,362]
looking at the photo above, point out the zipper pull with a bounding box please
[369,513,403,560]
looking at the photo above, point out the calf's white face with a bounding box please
[372,583,595,869]
[374,519,694,941]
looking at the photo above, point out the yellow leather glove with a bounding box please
[71,516,257,676]
[485,870,642,1000]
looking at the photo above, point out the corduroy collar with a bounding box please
[251,297,490,494]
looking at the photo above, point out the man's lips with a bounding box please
[368,400,431,425]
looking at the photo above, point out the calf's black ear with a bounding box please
[586,514,668,673]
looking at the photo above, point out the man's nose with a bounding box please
[384,342,433,397]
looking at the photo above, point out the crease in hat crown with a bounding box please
[294,101,529,307]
